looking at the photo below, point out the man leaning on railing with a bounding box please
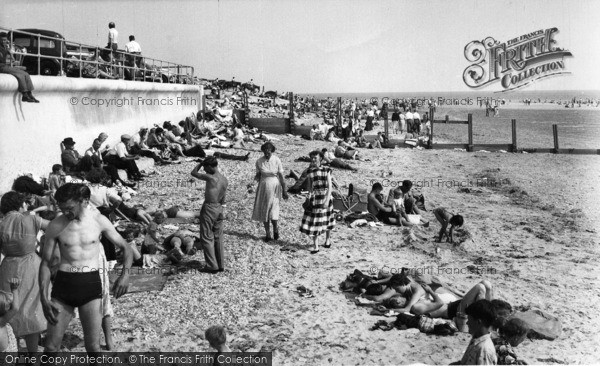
[0,33,39,102]
[124,35,142,80]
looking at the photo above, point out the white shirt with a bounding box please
[413,112,421,120]
[108,28,118,45]
[405,111,414,120]
[125,41,141,53]
[318,123,330,135]
[85,147,103,163]
[108,141,129,158]
[89,185,121,208]
[132,132,149,149]
[99,140,110,152]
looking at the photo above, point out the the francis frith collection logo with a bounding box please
[463,27,572,91]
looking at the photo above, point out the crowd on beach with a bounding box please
[0,75,566,363]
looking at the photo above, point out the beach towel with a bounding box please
[108,270,169,294]
[419,316,456,333]
[512,309,562,340]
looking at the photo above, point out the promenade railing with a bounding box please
[1,26,194,84]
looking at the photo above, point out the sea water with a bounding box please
[300,90,600,149]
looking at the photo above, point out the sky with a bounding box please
[2,0,599,93]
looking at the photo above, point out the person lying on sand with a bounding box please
[322,148,358,171]
[434,207,464,244]
[384,278,495,321]
[150,205,200,223]
[363,271,425,313]
[334,140,362,160]
[162,229,198,262]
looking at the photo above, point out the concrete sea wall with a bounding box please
[0,75,202,192]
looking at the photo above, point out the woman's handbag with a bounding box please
[302,196,313,212]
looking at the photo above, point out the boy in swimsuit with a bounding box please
[40,183,133,353]
[434,207,464,244]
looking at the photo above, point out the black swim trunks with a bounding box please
[447,299,461,319]
[51,270,102,308]
[376,210,396,224]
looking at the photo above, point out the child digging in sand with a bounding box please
[434,207,463,244]
[0,278,20,352]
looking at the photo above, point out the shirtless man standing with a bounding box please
[191,157,228,274]
[39,183,132,353]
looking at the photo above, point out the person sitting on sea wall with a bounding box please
[0,34,39,103]
[80,51,117,79]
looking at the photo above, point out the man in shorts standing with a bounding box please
[39,183,132,353]
[191,157,228,274]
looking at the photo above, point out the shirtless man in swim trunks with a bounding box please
[364,269,493,320]
[39,183,132,352]
[191,156,228,274]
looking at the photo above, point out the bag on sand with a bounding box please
[407,214,421,225]
[512,309,562,340]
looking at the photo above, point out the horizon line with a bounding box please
[294,89,600,95]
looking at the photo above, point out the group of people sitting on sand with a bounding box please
[343,268,529,364]
[0,108,259,352]
[365,180,463,237]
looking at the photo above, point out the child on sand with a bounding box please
[206,325,231,361]
[48,164,66,195]
[493,318,529,365]
[451,299,497,365]
[434,207,463,244]
[0,278,20,352]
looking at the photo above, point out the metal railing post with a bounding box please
[37,34,40,75]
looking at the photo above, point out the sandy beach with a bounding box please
[44,129,600,364]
